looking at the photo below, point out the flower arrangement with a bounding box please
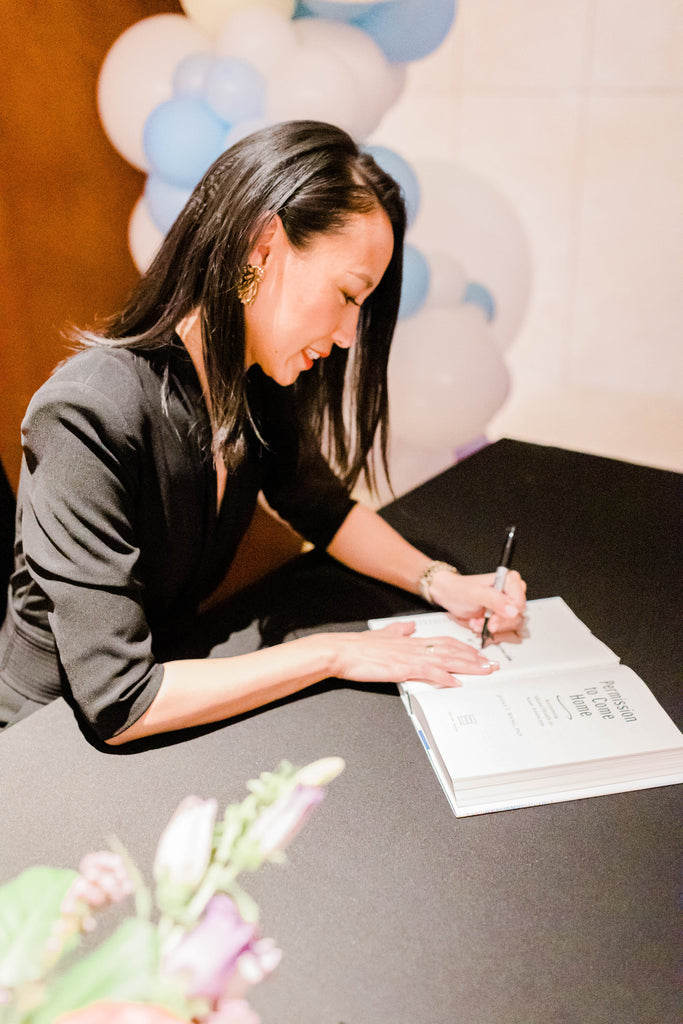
[0,757,344,1024]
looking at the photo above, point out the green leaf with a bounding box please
[28,918,196,1024]
[0,867,77,988]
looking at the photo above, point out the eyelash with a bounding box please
[343,293,360,307]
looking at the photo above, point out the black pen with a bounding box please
[480,524,517,648]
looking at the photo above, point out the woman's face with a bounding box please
[243,208,395,387]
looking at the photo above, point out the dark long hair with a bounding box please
[75,120,406,492]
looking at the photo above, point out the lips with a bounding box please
[302,347,329,369]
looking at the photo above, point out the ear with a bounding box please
[248,214,286,268]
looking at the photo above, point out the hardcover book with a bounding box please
[369,597,683,816]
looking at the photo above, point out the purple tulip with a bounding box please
[162,894,258,1005]
[246,758,344,859]
[247,784,325,858]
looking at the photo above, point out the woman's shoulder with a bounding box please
[24,346,168,443]
[32,346,168,410]
[46,345,159,392]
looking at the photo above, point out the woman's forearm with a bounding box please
[327,503,526,628]
[107,506,432,746]
[105,635,335,746]
[327,503,433,594]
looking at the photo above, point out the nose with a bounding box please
[331,303,360,350]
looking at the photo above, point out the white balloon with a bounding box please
[223,116,272,149]
[388,305,510,451]
[409,162,532,349]
[425,250,467,308]
[97,14,209,171]
[215,4,297,78]
[128,195,164,274]
[384,442,457,500]
[292,19,397,138]
[383,62,408,110]
[266,45,363,139]
[181,0,295,39]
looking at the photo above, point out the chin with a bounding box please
[264,364,299,387]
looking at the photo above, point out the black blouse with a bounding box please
[0,342,354,739]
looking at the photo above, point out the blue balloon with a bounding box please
[359,0,457,64]
[143,96,227,190]
[399,244,430,319]
[172,54,215,97]
[462,281,496,322]
[144,174,192,234]
[204,58,266,124]
[293,1,378,19]
[364,144,420,225]
[292,1,314,16]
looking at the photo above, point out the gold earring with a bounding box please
[237,263,264,306]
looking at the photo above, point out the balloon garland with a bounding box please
[98,0,532,492]
[98,0,455,310]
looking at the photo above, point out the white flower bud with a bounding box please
[153,795,218,888]
[295,756,345,787]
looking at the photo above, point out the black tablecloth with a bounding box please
[1,440,681,1024]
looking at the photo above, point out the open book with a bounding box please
[369,597,683,816]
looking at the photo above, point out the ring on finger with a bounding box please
[425,643,435,655]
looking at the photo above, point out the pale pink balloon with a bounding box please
[383,443,458,500]
[409,161,533,350]
[424,250,467,308]
[97,14,210,171]
[388,304,510,451]
[266,45,363,139]
[292,19,399,138]
[215,4,297,78]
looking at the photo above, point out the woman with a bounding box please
[0,121,525,744]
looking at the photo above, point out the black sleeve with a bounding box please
[20,370,164,741]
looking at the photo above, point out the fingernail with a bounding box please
[485,661,499,670]
[505,603,518,616]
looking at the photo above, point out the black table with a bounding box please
[1,440,681,1024]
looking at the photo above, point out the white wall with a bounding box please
[371,0,683,472]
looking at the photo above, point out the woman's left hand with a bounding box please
[427,568,527,639]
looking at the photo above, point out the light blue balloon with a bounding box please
[359,0,457,64]
[172,54,215,97]
[144,174,192,234]
[143,96,227,190]
[399,244,430,319]
[462,281,496,322]
[364,144,420,225]
[204,58,266,124]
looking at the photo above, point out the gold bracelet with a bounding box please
[418,560,459,606]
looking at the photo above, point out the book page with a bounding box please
[411,664,683,789]
[369,597,620,695]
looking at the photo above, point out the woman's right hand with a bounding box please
[321,620,499,689]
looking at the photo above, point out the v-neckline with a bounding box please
[172,324,226,518]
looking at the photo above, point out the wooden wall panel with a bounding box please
[0,1,180,490]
